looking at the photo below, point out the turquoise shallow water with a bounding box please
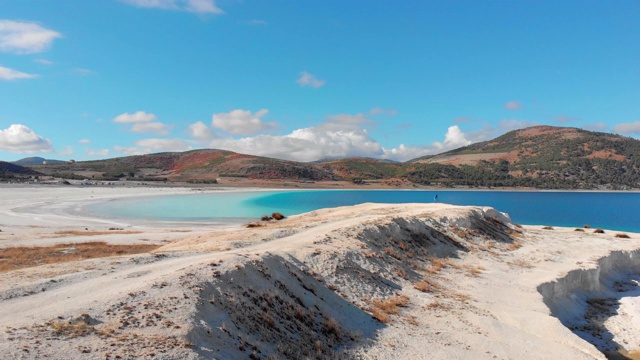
[87,190,640,232]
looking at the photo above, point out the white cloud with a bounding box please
[79,139,90,144]
[212,109,276,135]
[33,58,52,65]
[121,0,223,14]
[0,20,61,54]
[131,121,171,135]
[614,121,640,134]
[244,19,268,25]
[85,148,110,157]
[504,101,522,110]
[296,71,326,88]
[113,111,156,123]
[583,122,607,132]
[115,138,193,156]
[209,127,381,162]
[0,124,53,153]
[0,65,38,80]
[431,125,472,151]
[113,111,171,135]
[188,121,214,140]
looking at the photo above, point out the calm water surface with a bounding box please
[88,190,640,232]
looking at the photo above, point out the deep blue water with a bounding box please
[88,190,640,232]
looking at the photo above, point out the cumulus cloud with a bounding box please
[504,101,522,110]
[113,111,170,135]
[583,122,607,132]
[212,109,276,135]
[79,139,90,144]
[0,65,38,80]
[613,121,640,134]
[209,127,381,162]
[115,138,193,156]
[0,20,61,54]
[113,111,156,123]
[188,121,214,140]
[296,71,326,88]
[431,125,472,151]
[121,0,223,14]
[0,124,53,153]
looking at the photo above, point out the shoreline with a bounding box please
[1,185,640,358]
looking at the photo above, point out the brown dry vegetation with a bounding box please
[615,233,630,239]
[0,242,160,272]
[594,228,605,234]
[54,230,142,236]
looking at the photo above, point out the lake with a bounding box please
[87,190,640,232]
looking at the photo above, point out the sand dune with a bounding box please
[0,185,639,359]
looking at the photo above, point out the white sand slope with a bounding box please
[0,186,639,359]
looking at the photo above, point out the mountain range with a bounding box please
[3,126,640,189]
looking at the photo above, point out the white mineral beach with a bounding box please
[0,185,639,359]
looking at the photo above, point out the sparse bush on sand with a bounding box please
[575,228,585,232]
[584,224,592,229]
[261,215,272,221]
[615,233,630,238]
[542,226,554,230]
[594,228,605,234]
[272,212,286,220]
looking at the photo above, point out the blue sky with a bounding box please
[0,0,638,162]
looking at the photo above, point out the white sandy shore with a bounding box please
[1,185,640,359]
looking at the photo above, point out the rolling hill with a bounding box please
[16,126,640,189]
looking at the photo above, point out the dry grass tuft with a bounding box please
[395,267,408,280]
[593,228,605,234]
[0,242,160,273]
[371,295,410,315]
[363,251,377,259]
[383,247,402,260]
[583,224,592,229]
[414,277,440,293]
[542,226,554,230]
[369,307,390,323]
[323,317,341,338]
[575,228,585,232]
[245,222,265,228]
[615,233,631,239]
[508,258,534,269]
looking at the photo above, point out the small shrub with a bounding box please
[593,228,605,234]
[615,233,630,238]
[575,228,584,232]
[583,224,592,229]
[261,215,272,221]
[414,278,440,293]
[245,222,264,228]
[542,226,554,230]
[272,212,286,220]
